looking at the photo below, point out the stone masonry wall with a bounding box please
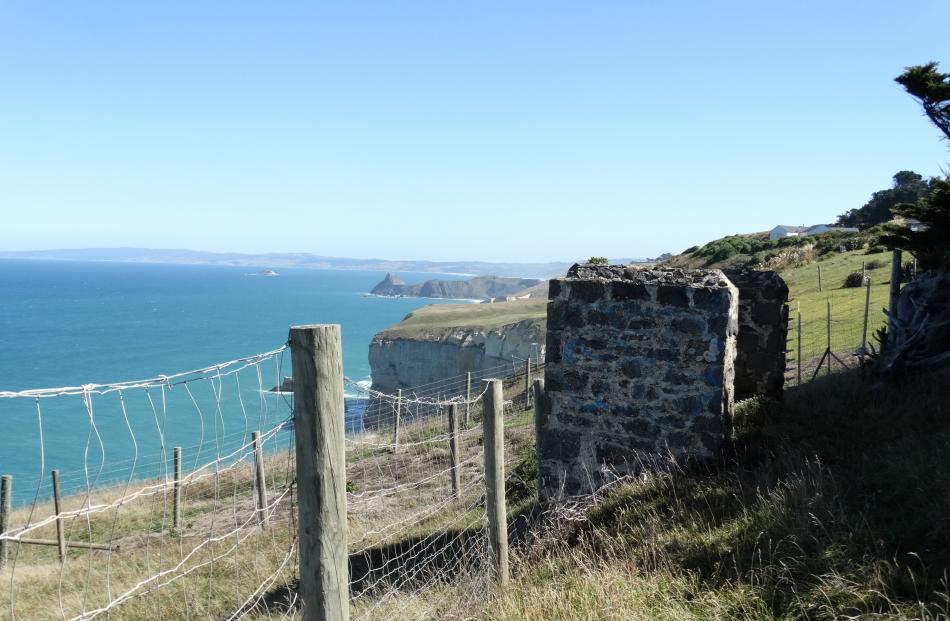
[722,270,789,401]
[539,265,738,499]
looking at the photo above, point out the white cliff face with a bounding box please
[369,319,545,394]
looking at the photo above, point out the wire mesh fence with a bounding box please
[783,256,899,384]
[0,347,298,620]
[0,339,540,620]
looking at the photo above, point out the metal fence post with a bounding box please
[826,301,832,375]
[0,475,10,570]
[448,403,460,500]
[52,469,66,562]
[889,249,902,336]
[173,447,182,530]
[524,358,531,410]
[861,278,872,365]
[797,313,802,386]
[465,372,472,427]
[290,324,349,621]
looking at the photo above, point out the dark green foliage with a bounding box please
[695,234,805,263]
[588,256,609,265]
[879,63,950,271]
[843,272,865,288]
[837,171,934,229]
[865,259,886,270]
[682,245,699,254]
[693,231,864,267]
[895,61,950,141]
[865,244,887,254]
[881,177,950,270]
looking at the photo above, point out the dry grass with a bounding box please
[486,369,950,620]
[1,397,537,620]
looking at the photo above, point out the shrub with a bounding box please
[843,272,865,288]
[588,256,609,265]
[866,245,887,254]
[682,246,699,254]
[865,259,885,270]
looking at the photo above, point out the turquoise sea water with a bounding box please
[0,259,464,504]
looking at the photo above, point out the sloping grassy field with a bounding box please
[489,368,950,620]
[378,298,548,339]
[782,249,894,364]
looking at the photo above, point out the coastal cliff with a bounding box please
[368,299,547,395]
[370,273,543,300]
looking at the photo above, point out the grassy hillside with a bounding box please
[381,244,894,369]
[784,249,894,364]
[490,368,950,620]
[663,229,901,366]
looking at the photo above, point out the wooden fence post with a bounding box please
[173,447,182,530]
[533,378,545,500]
[889,249,902,336]
[448,404,460,500]
[860,278,872,365]
[253,431,268,529]
[290,324,349,621]
[818,265,822,292]
[392,389,402,453]
[465,372,472,427]
[483,379,509,587]
[0,475,10,570]
[52,469,66,562]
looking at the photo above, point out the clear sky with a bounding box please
[1,1,948,262]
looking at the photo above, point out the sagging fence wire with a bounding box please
[1,335,542,620]
[0,345,297,620]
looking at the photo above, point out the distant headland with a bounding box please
[0,247,621,279]
[369,273,545,301]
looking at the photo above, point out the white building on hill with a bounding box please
[769,224,859,241]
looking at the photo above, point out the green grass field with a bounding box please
[378,298,547,338]
[780,249,894,367]
[381,248,895,372]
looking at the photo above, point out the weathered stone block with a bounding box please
[722,269,789,400]
[541,265,738,500]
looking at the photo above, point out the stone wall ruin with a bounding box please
[539,265,739,499]
[538,264,790,500]
[722,269,789,400]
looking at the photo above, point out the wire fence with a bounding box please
[0,340,541,620]
[783,251,914,384]
[0,346,297,620]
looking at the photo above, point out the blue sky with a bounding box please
[1,1,948,262]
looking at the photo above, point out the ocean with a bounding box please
[0,259,466,504]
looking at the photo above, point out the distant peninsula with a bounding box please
[0,248,592,279]
[370,273,545,301]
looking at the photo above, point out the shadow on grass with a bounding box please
[229,525,491,618]
[559,367,950,617]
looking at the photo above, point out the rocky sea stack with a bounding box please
[369,273,544,301]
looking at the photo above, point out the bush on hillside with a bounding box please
[843,272,865,288]
[866,245,887,254]
[682,245,699,254]
[865,259,886,270]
